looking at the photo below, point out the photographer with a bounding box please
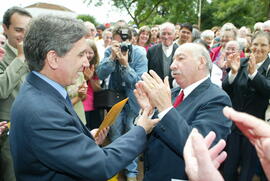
[96,25,148,181]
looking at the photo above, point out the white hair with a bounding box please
[221,23,237,32]
[201,30,214,39]
[254,22,264,31]
[263,20,270,30]
[160,22,175,34]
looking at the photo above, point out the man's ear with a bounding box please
[2,24,8,34]
[46,50,59,70]
[198,56,207,70]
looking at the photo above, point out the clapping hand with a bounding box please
[183,129,226,181]
[226,53,240,74]
[247,53,257,75]
[83,64,95,81]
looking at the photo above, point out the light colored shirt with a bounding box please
[162,43,174,57]
[32,71,67,99]
[158,76,209,119]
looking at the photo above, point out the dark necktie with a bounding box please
[66,96,73,107]
[173,91,184,108]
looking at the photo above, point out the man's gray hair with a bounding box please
[160,22,175,34]
[226,40,241,51]
[198,44,213,74]
[191,43,212,74]
[24,15,88,71]
[178,43,212,74]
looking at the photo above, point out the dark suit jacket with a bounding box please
[223,57,270,130]
[147,43,178,87]
[143,78,232,181]
[10,72,147,181]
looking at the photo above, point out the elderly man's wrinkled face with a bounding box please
[220,31,235,48]
[103,32,112,46]
[160,27,175,47]
[170,46,201,89]
[251,35,270,63]
[225,42,240,57]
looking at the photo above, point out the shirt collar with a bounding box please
[162,43,174,57]
[6,41,18,55]
[182,76,209,99]
[32,71,67,99]
[257,59,266,69]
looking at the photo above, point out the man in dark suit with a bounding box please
[0,6,32,181]
[134,43,232,181]
[147,22,178,88]
[9,15,159,181]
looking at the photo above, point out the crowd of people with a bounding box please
[0,5,270,181]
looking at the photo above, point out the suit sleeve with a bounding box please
[153,94,232,156]
[249,71,270,99]
[27,109,147,180]
[0,57,28,99]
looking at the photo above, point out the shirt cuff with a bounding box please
[158,106,173,120]
[134,109,155,125]
[248,70,258,80]
[228,71,238,84]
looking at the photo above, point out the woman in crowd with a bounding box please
[83,39,103,130]
[137,25,152,51]
[222,31,270,181]
[66,73,88,125]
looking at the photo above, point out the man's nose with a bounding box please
[83,56,90,67]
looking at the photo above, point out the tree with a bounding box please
[84,0,198,27]
[84,0,269,29]
[77,14,99,26]
[201,0,270,30]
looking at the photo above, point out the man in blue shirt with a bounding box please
[96,25,148,181]
[10,15,159,181]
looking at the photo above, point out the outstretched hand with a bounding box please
[223,107,270,180]
[136,106,160,134]
[184,129,226,181]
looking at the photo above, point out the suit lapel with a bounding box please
[175,78,211,110]
[157,44,164,77]
[27,72,93,139]
[258,57,270,76]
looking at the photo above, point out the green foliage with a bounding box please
[83,0,270,30]
[201,0,270,30]
[77,14,99,26]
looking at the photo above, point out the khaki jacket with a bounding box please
[0,44,29,121]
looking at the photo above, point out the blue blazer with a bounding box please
[143,78,232,181]
[10,72,147,181]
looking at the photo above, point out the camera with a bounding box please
[120,42,132,53]
[119,28,132,53]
